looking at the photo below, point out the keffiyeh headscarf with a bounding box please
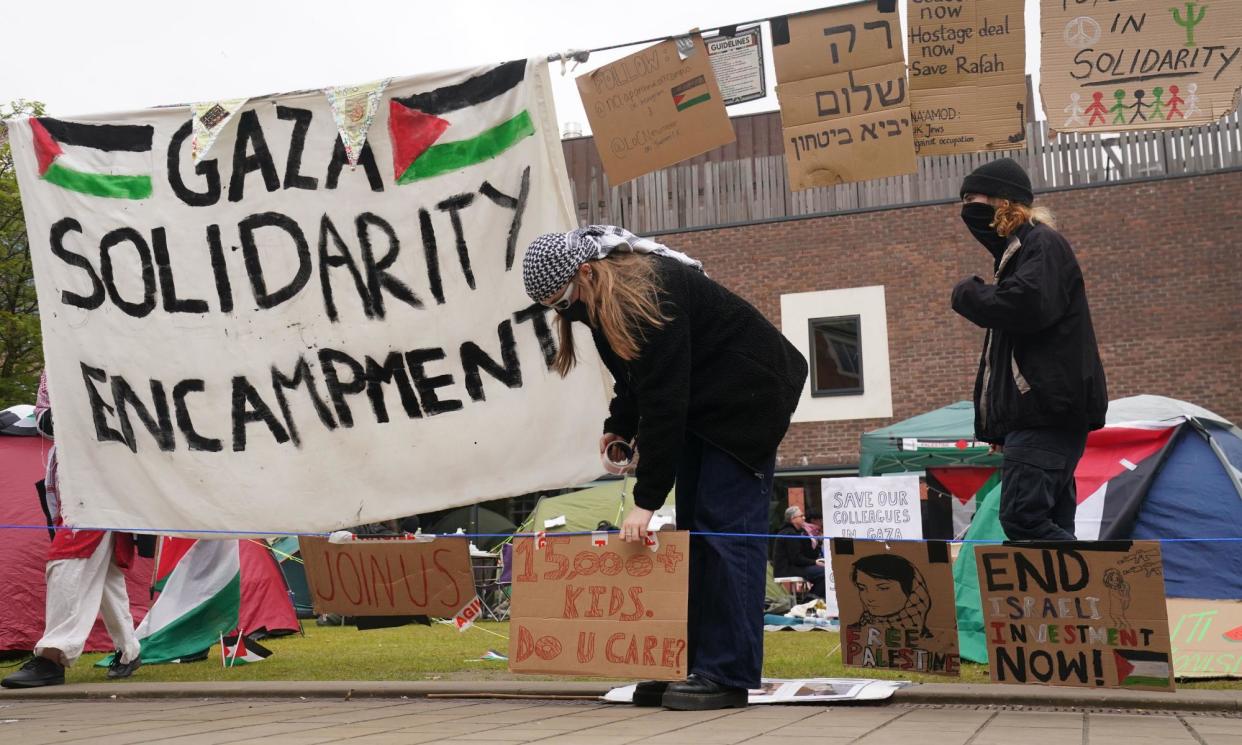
[521,224,703,302]
[857,565,933,638]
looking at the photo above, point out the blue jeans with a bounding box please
[675,434,775,690]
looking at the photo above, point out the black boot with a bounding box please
[1,656,66,689]
[661,674,748,710]
[632,680,673,706]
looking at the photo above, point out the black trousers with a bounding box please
[675,434,774,690]
[1000,427,1088,541]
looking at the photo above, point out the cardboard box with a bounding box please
[976,541,1175,692]
[301,536,476,617]
[1041,0,1242,132]
[1167,598,1242,679]
[908,0,1027,154]
[509,531,688,679]
[831,538,961,676]
[773,3,904,83]
[578,35,735,185]
[782,108,917,190]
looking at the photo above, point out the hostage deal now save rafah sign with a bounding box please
[7,59,609,534]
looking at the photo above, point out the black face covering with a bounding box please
[961,202,1008,255]
[556,299,590,324]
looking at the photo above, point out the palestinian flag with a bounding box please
[151,536,196,593]
[1114,649,1172,688]
[671,76,711,111]
[30,117,153,199]
[115,539,240,664]
[389,60,534,184]
[1073,423,1177,540]
[222,633,272,666]
[926,467,998,540]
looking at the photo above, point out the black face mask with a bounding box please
[556,299,590,324]
[961,202,1008,255]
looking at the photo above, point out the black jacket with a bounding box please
[584,257,808,510]
[772,522,820,577]
[951,222,1108,443]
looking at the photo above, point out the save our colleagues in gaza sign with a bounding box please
[6,59,609,534]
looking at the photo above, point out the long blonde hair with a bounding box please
[554,253,668,376]
[993,201,1057,237]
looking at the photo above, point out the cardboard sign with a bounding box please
[1041,0,1242,132]
[772,2,916,189]
[822,475,923,540]
[1168,598,1242,679]
[4,60,611,535]
[578,35,735,185]
[977,541,1175,691]
[508,531,689,679]
[908,0,1027,155]
[301,536,475,617]
[832,538,961,676]
[706,26,767,106]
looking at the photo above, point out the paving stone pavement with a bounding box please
[2,698,1241,745]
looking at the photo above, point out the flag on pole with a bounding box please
[221,632,273,666]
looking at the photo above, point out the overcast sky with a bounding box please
[1,0,1044,132]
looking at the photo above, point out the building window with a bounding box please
[808,315,863,397]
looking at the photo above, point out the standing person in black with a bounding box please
[951,158,1108,541]
[772,506,826,598]
[522,225,807,710]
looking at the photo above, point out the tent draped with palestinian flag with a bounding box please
[388,60,535,184]
[30,117,153,199]
[955,395,1242,664]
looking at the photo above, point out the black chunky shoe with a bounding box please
[661,674,748,710]
[1,656,66,689]
[632,679,673,706]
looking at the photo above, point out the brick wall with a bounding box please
[650,170,1242,469]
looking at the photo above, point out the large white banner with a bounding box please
[7,59,610,534]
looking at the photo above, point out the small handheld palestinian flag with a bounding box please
[30,117,153,200]
[221,632,273,667]
[388,60,534,185]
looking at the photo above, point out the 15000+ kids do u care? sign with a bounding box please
[6,60,610,534]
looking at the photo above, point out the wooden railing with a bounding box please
[561,110,1241,232]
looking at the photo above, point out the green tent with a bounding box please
[516,480,673,535]
[859,400,1001,476]
[952,480,1007,663]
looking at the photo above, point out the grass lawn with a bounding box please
[62,622,1238,689]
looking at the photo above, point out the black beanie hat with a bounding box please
[959,157,1033,205]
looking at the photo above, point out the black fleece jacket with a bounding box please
[581,257,808,510]
[951,221,1108,442]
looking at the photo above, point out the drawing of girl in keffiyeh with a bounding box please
[847,553,933,639]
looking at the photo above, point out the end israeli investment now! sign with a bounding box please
[6,59,609,534]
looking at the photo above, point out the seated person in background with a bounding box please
[772,506,826,598]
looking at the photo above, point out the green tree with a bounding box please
[0,100,45,405]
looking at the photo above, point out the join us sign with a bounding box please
[7,60,609,534]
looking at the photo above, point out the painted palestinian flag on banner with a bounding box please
[671,76,711,111]
[222,633,273,666]
[29,117,153,199]
[127,539,241,664]
[388,60,535,184]
[1114,649,1172,688]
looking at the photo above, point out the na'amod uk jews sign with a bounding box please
[7,59,609,534]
